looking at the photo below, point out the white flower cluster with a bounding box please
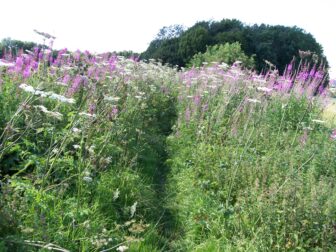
[0,59,15,67]
[19,83,75,104]
[34,105,63,120]
[103,96,120,102]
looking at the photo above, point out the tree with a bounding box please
[156,24,185,40]
[0,38,39,58]
[177,23,211,65]
[141,19,328,74]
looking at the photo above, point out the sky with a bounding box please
[0,0,335,77]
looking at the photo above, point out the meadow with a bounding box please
[0,40,336,251]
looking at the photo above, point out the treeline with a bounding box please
[141,19,328,73]
[0,38,40,58]
[0,38,139,59]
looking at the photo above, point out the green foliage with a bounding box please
[1,43,335,251]
[188,42,255,68]
[166,77,336,250]
[0,38,39,57]
[142,19,327,73]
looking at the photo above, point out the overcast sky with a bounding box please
[1,0,335,77]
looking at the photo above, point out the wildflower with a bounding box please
[72,127,81,133]
[19,83,35,93]
[83,170,91,176]
[286,64,292,72]
[68,75,82,95]
[257,87,272,93]
[113,188,120,201]
[130,201,137,217]
[104,96,120,102]
[109,106,119,120]
[233,60,242,66]
[23,66,31,79]
[79,112,96,118]
[193,95,201,106]
[88,103,96,115]
[15,57,24,70]
[299,50,311,59]
[73,144,81,149]
[34,105,63,120]
[83,176,93,183]
[311,119,325,124]
[49,93,75,104]
[330,129,336,140]
[88,145,95,155]
[247,98,261,104]
[62,74,71,84]
[202,103,208,112]
[116,245,129,252]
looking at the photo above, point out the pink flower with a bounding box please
[68,75,82,95]
[15,57,24,72]
[62,74,71,84]
[109,105,119,120]
[193,95,201,106]
[23,66,31,79]
[330,129,336,140]
[299,129,308,146]
[88,103,96,115]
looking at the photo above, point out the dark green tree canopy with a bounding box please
[141,19,327,73]
[0,38,47,58]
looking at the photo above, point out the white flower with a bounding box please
[88,145,95,154]
[19,83,35,93]
[72,127,81,133]
[56,82,68,86]
[83,170,91,176]
[312,119,325,124]
[79,112,96,118]
[257,87,272,93]
[73,144,81,149]
[34,105,63,120]
[83,176,93,183]
[113,188,120,201]
[35,90,51,97]
[247,98,261,104]
[130,201,137,217]
[116,245,128,252]
[104,96,120,102]
[49,93,75,104]
[0,60,15,67]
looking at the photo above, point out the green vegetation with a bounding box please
[142,19,328,73]
[0,30,335,251]
[187,42,255,68]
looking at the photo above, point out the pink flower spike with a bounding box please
[330,130,336,140]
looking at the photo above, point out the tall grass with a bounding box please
[0,37,335,251]
[166,63,336,251]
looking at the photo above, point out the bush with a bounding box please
[188,42,255,68]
